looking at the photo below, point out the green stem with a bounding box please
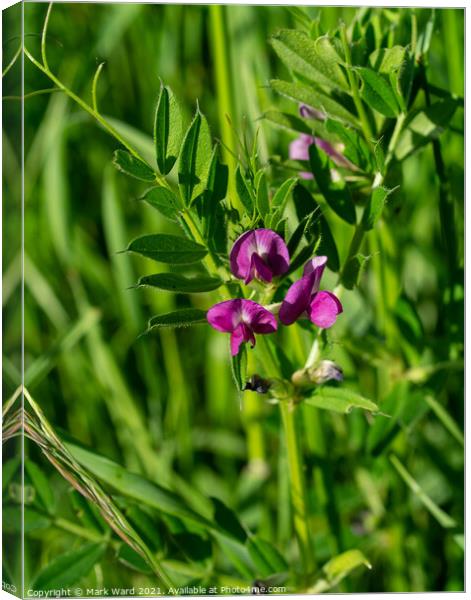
[340,23,373,144]
[280,401,315,573]
[209,5,240,211]
[41,3,53,72]
[255,338,314,570]
[24,47,166,185]
[422,68,457,307]
[242,351,267,475]
[54,517,107,543]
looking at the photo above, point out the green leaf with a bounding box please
[2,457,20,493]
[147,308,208,330]
[308,144,356,224]
[322,549,371,587]
[361,185,394,230]
[325,119,373,170]
[424,395,464,448]
[65,442,212,529]
[231,344,247,393]
[25,460,55,514]
[247,536,288,577]
[262,110,312,134]
[211,497,247,543]
[204,145,228,205]
[356,67,401,117]
[271,177,297,209]
[137,273,222,293]
[154,83,183,175]
[3,506,51,534]
[32,543,106,590]
[117,544,152,575]
[270,79,358,127]
[369,46,414,111]
[292,184,340,272]
[235,166,255,213]
[178,108,213,205]
[389,454,457,528]
[127,234,207,264]
[268,177,297,229]
[395,99,460,161]
[270,30,348,92]
[112,150,155,182]
[140,187,180,221]
[305,387,379,414]
[255,170,269,219]
[70,491,106,534]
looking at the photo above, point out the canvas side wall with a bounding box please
[2,2,24,599]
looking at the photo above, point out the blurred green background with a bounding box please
[3,3,464,594]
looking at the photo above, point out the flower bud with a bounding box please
[310,360,343,384]
[291,360,343,387]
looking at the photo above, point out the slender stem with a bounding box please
[41,2,53,72]
[255,338,314,570]
[280,401,314,573]
[54,517,107,543]
[23,47,160,177]
[2,44,22,78]
[242,351,267,475]
[209,5,240,212]
[340,23,373,145]
[422,67,457,309]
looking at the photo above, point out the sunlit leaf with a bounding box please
[154,83,183,175]
[126,234,207,264]
[271,79,358,127]
[356,67,401,117]
[305,387,379,414]
[32,543,107,590]
[140,187,180,221]
[113,149,155,182]
[270,30,348,91]
[137,273,222,293]
[147,309,208,330]
[178,108,213,205]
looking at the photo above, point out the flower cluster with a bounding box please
[207,229,343,355]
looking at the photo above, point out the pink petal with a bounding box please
[279,276,312,325]
[253,229,290,278]
[230,322,255,356]
[289,134,314,161]
[300,171,314,180]
[303,256,328,294]
[240,299,278,334]
[230,230,257,281]
[230,228,289,283]
[307,291,343,329]
[314,137,352,169]
[251,253,273,283]
[299,104,326,120]
[207,299,242,333]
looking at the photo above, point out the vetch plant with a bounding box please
[19,3,463,594]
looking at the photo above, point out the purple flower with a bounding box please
[207,299,278,356]
[279,256,343,329]
[289,133,351,175]
[299,104,326,121]
[230,228,290,285]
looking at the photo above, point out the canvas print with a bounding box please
[2,2,464,596]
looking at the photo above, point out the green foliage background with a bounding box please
[3,3,464,594]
